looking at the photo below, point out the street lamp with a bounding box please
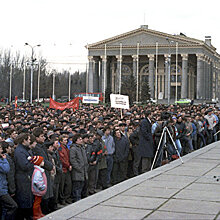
[25,43,41,104]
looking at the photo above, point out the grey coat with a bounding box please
[69,144,88,181]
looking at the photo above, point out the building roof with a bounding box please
[87,25,217,54]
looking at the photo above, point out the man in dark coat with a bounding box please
[14,133,34,220]
[32,127,53,214]
[51,139,63,210]
[112,129,129,184]
[129,122,141,176]
[138,110,155,173]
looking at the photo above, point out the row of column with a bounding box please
[196,54,213,100]
[88,53,217,100]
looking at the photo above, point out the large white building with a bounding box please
[87,25,220,102]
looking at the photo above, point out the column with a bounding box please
[181,54,188,99]
[101,55,107,94]
[148,54,155,99]
[214,63,218,99]
[98,61,102,92]
[203,56,208,100]
[209,59,213,100]
[116,55,122,94]
[132,55,138,77]
[88,56,94,93]
[164,54,169,99]
[93,58,99,93]
[196,54,204,99]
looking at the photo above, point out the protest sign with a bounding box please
[82,96,99,104]
[110,94,129,109]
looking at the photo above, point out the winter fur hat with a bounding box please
[28,156,44,166]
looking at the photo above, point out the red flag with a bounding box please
[49,97,79,110]
[15,96,18,108]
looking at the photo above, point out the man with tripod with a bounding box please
[137,110,155,173]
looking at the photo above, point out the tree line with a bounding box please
[0,48,150,103]
[0,49,87,101]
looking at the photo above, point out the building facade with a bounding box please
[87,25,220,102]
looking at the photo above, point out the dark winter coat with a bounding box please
[32,143,53,200]
[129,127,140,147]
[6,154,16,195]
[0,158,10,197]
[138,118,155,158]
[70,144,88,181]
[114,135,129,162]
[53,150,63,184]
[175,121,186,139]
[14,144,34,208]
[86,140,102,164]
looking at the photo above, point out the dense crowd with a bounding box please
[0,102,219,220]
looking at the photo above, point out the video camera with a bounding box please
[160,112,172,128]
[161,112,172,121]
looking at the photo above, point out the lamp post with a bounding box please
[25,43,41,104]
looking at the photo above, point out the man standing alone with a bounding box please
[138,110,155,173]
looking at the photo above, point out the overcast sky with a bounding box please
[0,0,219,72]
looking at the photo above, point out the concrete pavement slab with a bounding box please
[102,195,166,210]
[74,205,152,220]
[144,210,215,220]
[158,199,220,215]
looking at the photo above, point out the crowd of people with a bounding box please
[0,102,220,219]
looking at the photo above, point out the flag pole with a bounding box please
[37,62,40,102]
[69,69,71,101]
[52,71,55,100]
[175,42,178,103]
[119,43,122,94]
[23,61,26,100]
[136,42,139,103]
[155,42,158,101]
[104,44,107,103]
[86,43,89,95]
[9,63,12,103]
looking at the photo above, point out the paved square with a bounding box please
[41,142,220,220]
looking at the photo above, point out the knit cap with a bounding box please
[28,156,44,166]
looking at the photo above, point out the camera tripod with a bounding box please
[151,126,184,171]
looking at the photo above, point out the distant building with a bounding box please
[87,25,220,102]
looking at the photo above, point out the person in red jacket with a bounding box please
[58,135,72,205]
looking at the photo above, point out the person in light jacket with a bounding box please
[28,156,47,220]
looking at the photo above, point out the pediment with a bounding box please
[88,27,204,48]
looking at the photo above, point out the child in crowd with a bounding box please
[28,156,47,220]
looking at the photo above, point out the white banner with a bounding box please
[110,94,129,109]
[82,96,99,104]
